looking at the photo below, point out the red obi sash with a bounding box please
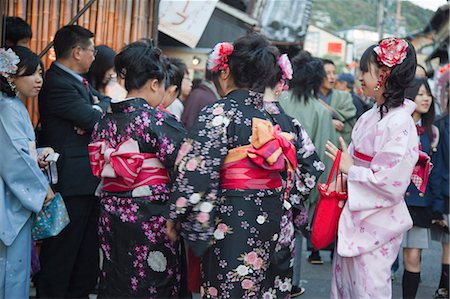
[220,118,298,190]
[353,149,431,193]
[88,139,169,192]
[353,150,373,162]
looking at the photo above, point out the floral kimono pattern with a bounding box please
[330,100,418,298]
[168,90,322,298]
[91,98,186,298]
[261,101,323,299]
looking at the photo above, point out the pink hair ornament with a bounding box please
[207,42,234,73]
[373,37,408,68]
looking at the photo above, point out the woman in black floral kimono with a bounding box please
[89,41,186,297]
[167,33,323,298]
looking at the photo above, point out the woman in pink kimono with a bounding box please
[325,38,419,298]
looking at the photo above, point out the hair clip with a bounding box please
[373,38,408,68]
[277,54,293,93]
[0,48,20,78]
[207,42,234,73]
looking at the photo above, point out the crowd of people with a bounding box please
[0,16,449,299]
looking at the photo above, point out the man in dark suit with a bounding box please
[36,25,110,298]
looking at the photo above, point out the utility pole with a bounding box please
[378,0,385,40]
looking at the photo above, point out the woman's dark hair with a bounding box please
[405,77,435,139]
[162,56,184,97]
[192,78,202,90]
[360,39,417,117]
[53,25,94,59]
[228,32,280,92]
[168,57,188,76]
[86,45,116,91]
[5,16,32,45]
[115,41,165,92]
[289,51,325,103]
[321,58,335,66]
[0,46,42,97]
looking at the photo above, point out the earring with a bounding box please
[374,68,391,91]
[373,84,380,91]
[6,77,17,95]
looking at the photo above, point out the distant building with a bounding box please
[338,25,391,61]
[250,0,313,44]
[304,24,348,62]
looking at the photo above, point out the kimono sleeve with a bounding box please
[151,111,187,169]
[346,117,419,212]
[168,102,232,256]
[291,119,324,204]
[0,106,48,213]
[290,119,324,230]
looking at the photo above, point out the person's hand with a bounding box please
[37,147,54,170]
[432,219,448,228]
[74,126,86,135]
[332,119,344,131]
[326,175,347,193]
[44,186,55,205]
[92,95,100,104]
[165,220,178,242]
[325,137,354,174]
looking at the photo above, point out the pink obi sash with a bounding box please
[220,118,298,190]
[353,149,431,193]
[88,139,169,192]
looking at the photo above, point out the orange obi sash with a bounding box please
[88,139,169,192]
[220,118,298,190]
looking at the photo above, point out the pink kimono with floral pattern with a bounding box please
[331,100,418,299]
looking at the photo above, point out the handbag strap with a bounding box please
[325,150,342,189]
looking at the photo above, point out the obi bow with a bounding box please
[247,118,298,171]
[88,139,145,186]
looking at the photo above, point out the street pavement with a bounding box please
[31,237,442,298]
[295,237,442,299]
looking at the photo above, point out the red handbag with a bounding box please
[311,150,348,250]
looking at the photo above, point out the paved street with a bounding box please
[295,237,442,299]
[31,237,442,298]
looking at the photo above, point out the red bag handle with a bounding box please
[324,150,345,193]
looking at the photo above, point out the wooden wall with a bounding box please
[6,0,158,125]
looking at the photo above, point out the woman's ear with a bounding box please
[220,67,231,81]
[375,66,391,91]
[149,78,162,93]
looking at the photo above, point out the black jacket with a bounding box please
[38,62,110,196]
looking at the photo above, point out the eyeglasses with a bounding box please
[72,45,98,56]
[83,47,98,56]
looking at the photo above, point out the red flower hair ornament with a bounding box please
[207,42,234,73]
[373,37,408,68]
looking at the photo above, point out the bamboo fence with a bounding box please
[5,0,158,125]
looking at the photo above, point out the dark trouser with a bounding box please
[36,195,100,298]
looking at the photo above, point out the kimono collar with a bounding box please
[376,99,417,118]
[111,97,152,113]
[401,99,417,115]
[225,89,264,110]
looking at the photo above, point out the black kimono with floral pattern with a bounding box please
[91,98,186,298]
[168,90,322,298]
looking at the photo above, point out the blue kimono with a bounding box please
[0,93,48,299]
